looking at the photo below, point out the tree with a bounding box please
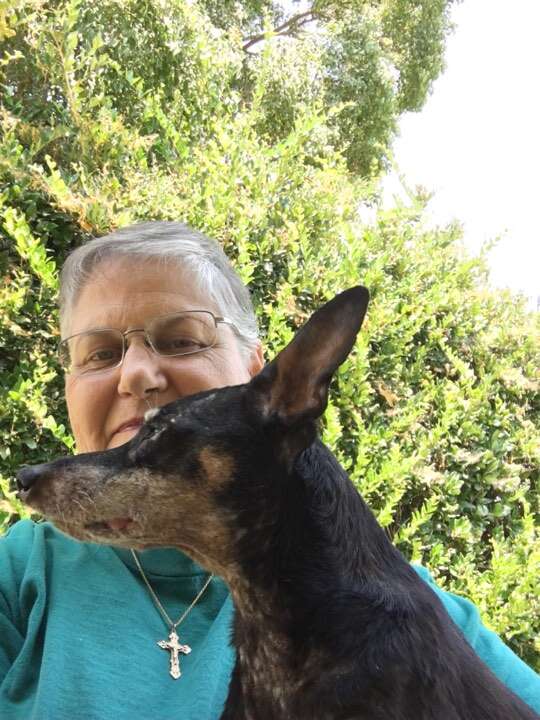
[1,0,456,175]
[1,0,538,668]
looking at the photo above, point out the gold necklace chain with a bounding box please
[131,548,214,629]
[130,548,214,679]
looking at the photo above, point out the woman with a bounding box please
[1,221,538,719]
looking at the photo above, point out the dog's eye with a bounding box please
[146,425,167,443]
[129,425,168,464]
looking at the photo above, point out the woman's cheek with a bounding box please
[65,375,109,453]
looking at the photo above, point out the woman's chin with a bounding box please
[107,428,141,449]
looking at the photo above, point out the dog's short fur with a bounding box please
[18,287,538,719]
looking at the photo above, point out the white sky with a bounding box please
[384,0,540,311]
[285,1,539,310]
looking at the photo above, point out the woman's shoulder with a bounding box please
[1,518,45,565]
[2,518,73,552]
[1,517,40,543]
[0,519,103,587]
[411,563,540,712]
[1,519,117,630]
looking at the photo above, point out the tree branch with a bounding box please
[242,9,317,52]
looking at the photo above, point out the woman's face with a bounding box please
[64,258,264,453]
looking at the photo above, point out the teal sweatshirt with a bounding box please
[1,520,539,719]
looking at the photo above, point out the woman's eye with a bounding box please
[78,347,122,369]
[157,336,204,353]
[173,337,199,348]
[89,349,116,361]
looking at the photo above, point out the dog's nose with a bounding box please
[16,463,50,498]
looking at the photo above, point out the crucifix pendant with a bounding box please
[157,629,191,679]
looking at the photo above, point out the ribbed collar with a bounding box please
[112,546,209,579]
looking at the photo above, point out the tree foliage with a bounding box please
[1,0,538,669]
[2,0,456,175]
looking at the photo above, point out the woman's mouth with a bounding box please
[114,418,144,435]
[107,423,144,450]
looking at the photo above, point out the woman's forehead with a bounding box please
[67,259,219,334]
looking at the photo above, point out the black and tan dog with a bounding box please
[17,287,538,719]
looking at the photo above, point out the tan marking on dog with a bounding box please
[198,447,235,487]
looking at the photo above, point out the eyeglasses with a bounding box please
[58,310,239,375]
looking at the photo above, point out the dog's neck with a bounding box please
[226,439,407,605]
[218,440,413,711]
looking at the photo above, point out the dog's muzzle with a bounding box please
[16,463,51,501]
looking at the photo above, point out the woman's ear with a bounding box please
[248,341,265,378]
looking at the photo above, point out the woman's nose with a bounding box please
[116,339,168,398]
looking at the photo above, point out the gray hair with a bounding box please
[59,221,260,359]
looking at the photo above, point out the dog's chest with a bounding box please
[238,630,293,701]
[233,635,353,720]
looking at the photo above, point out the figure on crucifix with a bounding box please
[158,629,191,679]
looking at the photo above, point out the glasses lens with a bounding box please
[61,330,124,374]
[149,312,216,356]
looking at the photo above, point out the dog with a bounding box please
[17,287,538,719]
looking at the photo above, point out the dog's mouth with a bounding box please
[84,517,134,534]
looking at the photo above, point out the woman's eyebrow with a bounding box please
[71,306,201,334]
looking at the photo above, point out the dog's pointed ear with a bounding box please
[250,286,369,425]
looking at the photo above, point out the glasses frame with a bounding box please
[58,310,240,375]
